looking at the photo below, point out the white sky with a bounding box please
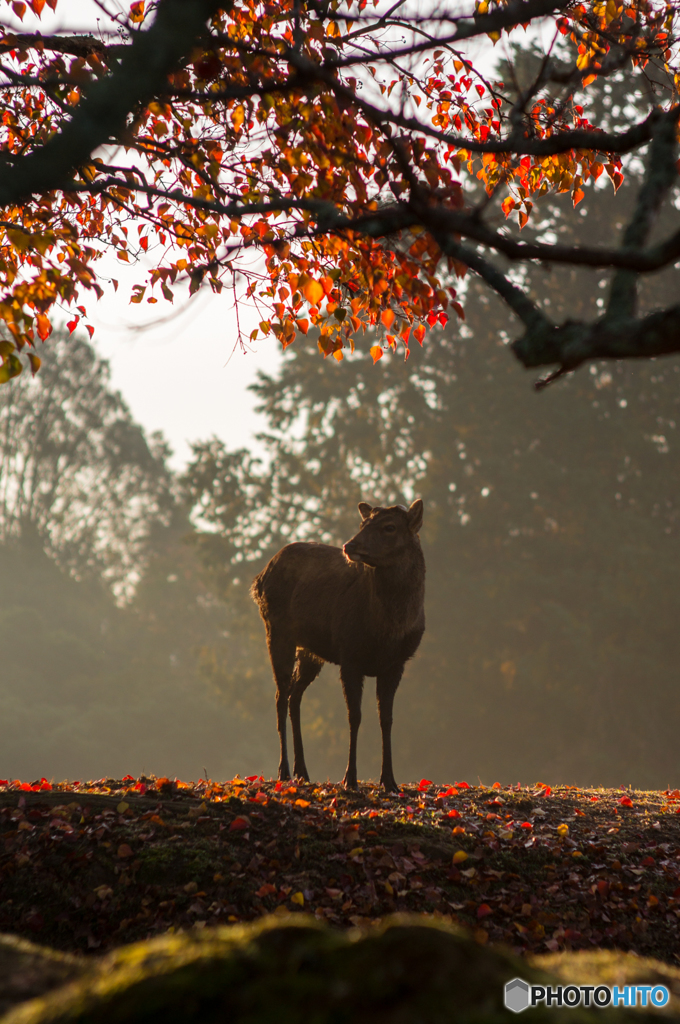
[83,259,282,470]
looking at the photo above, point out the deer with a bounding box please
[250,499,425,791]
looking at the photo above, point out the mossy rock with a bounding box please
[0,935,84,1016]
[0,915,677,1024]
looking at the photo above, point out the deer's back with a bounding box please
[252,541,424,672]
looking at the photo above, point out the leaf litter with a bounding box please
[0,776,678,963]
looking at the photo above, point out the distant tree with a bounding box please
[0,330,174,597]
[0,0,680,387]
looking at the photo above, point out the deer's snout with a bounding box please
[343,539,365,563]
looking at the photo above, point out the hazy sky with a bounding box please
[86,259,283,470]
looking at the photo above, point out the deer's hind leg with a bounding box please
[289,650,323,782]
[266,631,297,781]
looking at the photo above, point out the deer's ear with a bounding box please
[407,498,424,534]
[358,502,373,520]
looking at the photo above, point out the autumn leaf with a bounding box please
[303,280,324,306]
[370,345,383,363]
[229,816,250,831]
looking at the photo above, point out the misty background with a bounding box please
[1,59,679,789]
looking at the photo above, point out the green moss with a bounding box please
[1,916,676,1024]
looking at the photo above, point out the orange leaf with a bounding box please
[370,345,383,363]
[501,196,515,217]
[572,188,585,206]
[256,883,276,897]
[35,314,52,341]
[232,104,245,133]
[303,279,324,305]
[381,309,396,330]
[117,844,133,859]
[413,324,425,345]
[129,1,145,21]
[296,318,310,335]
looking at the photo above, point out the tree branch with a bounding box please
[0,0,223,208]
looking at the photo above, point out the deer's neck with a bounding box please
[368,551,425,629]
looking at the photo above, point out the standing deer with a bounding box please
[251,500,425,790]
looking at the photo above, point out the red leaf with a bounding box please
[447,809,461,818]
[413,324,425,345]
[229,816,250,831]
[418,779,433,791]
[86,325,95,339]
[441,787,459,796]
[641,855,655,866]
[245,775,259,781]
[619,796,633,807]
[66,319,78,334]
[454,781,470,788]
[477,903,492,918]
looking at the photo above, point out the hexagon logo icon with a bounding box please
[505,978,530,1013]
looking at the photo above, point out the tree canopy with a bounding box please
[0,0,679,386]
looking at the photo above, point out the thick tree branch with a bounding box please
[511,304,680,373]
[607,107,679,318]
[0,0,223,208]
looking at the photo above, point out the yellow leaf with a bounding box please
[452,850,468,863]
[303,279,324,306]
[290,891,304,906]
[117,801,129,814]
[557,823,569,835]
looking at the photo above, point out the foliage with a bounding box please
[0,0,679,385]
